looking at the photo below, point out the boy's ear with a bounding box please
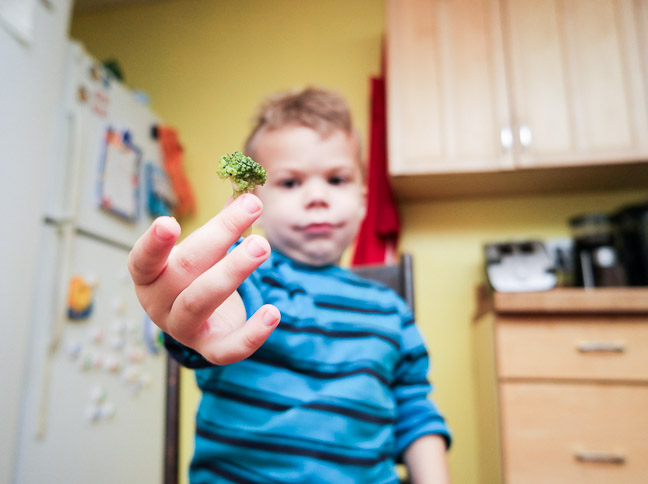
[358,184,368,220]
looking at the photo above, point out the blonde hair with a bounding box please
[243,86,363,167]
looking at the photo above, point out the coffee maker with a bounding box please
[569,212,627,287]
[613,201,648,286]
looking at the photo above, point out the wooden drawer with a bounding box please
[500,382,648,484]
[495,317,648,382]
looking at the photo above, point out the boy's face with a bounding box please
[252,125,366,267]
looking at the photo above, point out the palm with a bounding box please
[207,291,248,339]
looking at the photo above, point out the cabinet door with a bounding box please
[502,0,648,167]
[500,382,648,484]
[386,0,513,175]
[637,0,648,108]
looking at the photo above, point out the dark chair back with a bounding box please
[351,253,415,315]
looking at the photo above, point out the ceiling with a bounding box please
[73,0,165,14]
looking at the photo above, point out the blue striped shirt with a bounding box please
[165,249,451,483]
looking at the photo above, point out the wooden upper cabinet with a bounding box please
[386,0,513,175]
[387,0,648,177]
[503,0,648,167]
[634,0,648,119]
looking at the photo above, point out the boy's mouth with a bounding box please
[300,222,342,235]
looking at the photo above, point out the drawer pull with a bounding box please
[575,450,626,465]
[577,341,625,353]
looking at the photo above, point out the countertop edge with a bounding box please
[493,288,648,314]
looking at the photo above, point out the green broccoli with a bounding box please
[216,151,267,198]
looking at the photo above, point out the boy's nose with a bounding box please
[303,179,330,209]
[306,197,328,209]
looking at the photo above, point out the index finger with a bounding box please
[128,216,181,286]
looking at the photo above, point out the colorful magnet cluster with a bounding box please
[62,269,162,425]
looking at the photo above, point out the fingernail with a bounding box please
[154,221,175,241]
[245,237,267,258]
[239,194,261,214]
[262,307,280,327]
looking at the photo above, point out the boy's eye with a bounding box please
[278,179,299,189]
[328,175,349,186]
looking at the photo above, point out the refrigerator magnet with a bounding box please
[126,346,146,363]
[91,89,110,117]
[92,353,104,369]
[85,405,102,423]
[66,341,82,359]
[89,64,102,81]
[138,372,152,388]
[89,385,107,404]
[122,365,140,382]
[89,327,105,344]
[77,85,89,103]
[67,276,94,320]
[103,356,121,373]
[78,351,94,371]
[100,402,116,420]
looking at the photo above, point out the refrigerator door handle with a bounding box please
[44,215,75,227]
[37,109,85,438]
[48,108,84,353]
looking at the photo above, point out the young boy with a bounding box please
[129,87,451,483]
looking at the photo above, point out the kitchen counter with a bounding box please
[493,287,648,314]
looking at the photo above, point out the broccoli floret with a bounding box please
[216,151,267,198]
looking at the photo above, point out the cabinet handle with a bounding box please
[577,341,625,353]
[500,126,513,150]
[519,124,532,148]
[575,450,626,465]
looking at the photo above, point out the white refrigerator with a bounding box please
[14,40,170,484]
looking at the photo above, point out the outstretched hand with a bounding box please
[128,194,280,365]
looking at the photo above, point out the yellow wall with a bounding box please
[398,188,647,483]
[72,1,386,483]
[72,2,648,484]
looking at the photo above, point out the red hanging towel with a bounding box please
[158,126,196,219]
[352,76,400,266]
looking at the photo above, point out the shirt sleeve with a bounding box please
[163,333,212,369]
[392,301,452,461]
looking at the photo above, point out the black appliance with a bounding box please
[569,213,627,287]
[613,201,648,286]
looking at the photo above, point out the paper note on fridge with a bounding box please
[98,127,141,222]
